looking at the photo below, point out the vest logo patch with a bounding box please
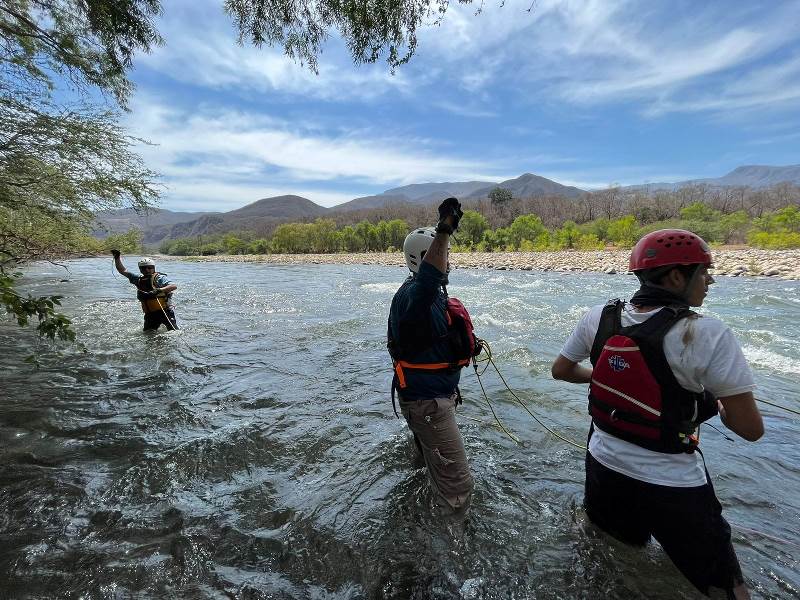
[608,354,630,372]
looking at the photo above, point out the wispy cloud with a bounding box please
[137,1,410,102]
[128,94,509,208]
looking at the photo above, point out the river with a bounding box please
[0,257,798,598]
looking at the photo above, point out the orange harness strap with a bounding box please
[393,358,470,389]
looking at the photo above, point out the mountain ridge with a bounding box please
[93,164,800,243]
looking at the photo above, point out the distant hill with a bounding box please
[465,173,585,200]
[330,193,411,212]
[93,208,216,238]
[97,164,800,245]
[383,181,497,200]
[112,195,330,243]
[624,164,800,192]
[333,181,495,211]
[224,195,328,219]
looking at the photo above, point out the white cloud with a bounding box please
[127,95,508,209]
[138,0,410,102]
[416,0,800,116]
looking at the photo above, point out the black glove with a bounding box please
[111,249,121,259]
[436,197,463,234]
[141,289,159,298]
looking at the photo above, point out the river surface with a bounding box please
[0,257,798,599]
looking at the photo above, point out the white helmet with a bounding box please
[403,227,450,273]
[137,257,156,268]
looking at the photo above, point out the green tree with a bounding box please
[555,221,580,249]
[226,0,470,72]
[1,1,162,342]
[680,202,720,222]
[508,214,547,248]
[718,211,750,244]
[222,233,247,255]
[459,210,489,247]
[167,238,198,256]
[606,215,639,247]
[103,229,143,254]
[489,187,513,207]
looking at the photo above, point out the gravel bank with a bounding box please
[184,248,800,280]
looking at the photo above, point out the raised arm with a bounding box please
[111,250,128,275]
[422,197,461,274]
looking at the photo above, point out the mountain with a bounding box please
[329,193,411,212]
[698,164,800,187]
[624,164,800,192]
[224,195,328,219]
[333,181,495,211]
[93,208,216,238]
[465,173,585,200]
[383,181,497,200]
[105,195,330,244]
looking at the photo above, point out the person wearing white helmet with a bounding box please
[112,250,178,330]
[387,197,482,515]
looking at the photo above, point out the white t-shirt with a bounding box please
[560,303,756,487]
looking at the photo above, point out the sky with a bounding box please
[124,0,800,212]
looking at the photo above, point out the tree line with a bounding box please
[156,204,800,256]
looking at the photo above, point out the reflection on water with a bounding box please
[0,258,798,598]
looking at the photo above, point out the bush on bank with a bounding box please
[154,205,800,255]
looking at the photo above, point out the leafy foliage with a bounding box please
[158,206,800,255]
[225,0,468,72]
[488,187,513,206]
[1,1,161,344]
[1,271,74,341]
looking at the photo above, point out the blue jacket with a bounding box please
[388,261,460,399]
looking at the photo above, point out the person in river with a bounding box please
[550,229,763,599]
[387,197,482,515]
[112,250,178,331]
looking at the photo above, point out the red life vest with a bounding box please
[588,300,717,454]
[388,297,479,388]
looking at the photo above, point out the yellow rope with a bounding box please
[756,397,800,416]
[474,339,587,451]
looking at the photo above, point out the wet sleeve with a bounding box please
[405,261,445,317]
[124,272,140,285]
[156,274,171,286]
[559,305,601,363]
[699,325,756,397]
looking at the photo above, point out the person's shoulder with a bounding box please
[585,302,610,320]
[683,312,729,335]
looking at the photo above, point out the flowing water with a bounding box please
[0,257,798,599]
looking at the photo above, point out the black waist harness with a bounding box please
[588,300,717,453]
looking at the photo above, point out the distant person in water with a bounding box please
[112,250,178,331]
[551,229,763,599]
[387,197,483,515]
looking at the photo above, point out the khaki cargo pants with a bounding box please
[399,394,474,514]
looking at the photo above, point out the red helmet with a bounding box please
[629,229,712,272]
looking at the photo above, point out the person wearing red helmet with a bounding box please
[551,229,763,599]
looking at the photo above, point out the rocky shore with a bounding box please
[182,248,800,280]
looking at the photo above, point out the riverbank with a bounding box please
[182,248,800,280]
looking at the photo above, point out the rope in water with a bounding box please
[755,397,800,416]
[470,339,587,450]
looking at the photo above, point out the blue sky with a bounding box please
[125,0,800,211]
